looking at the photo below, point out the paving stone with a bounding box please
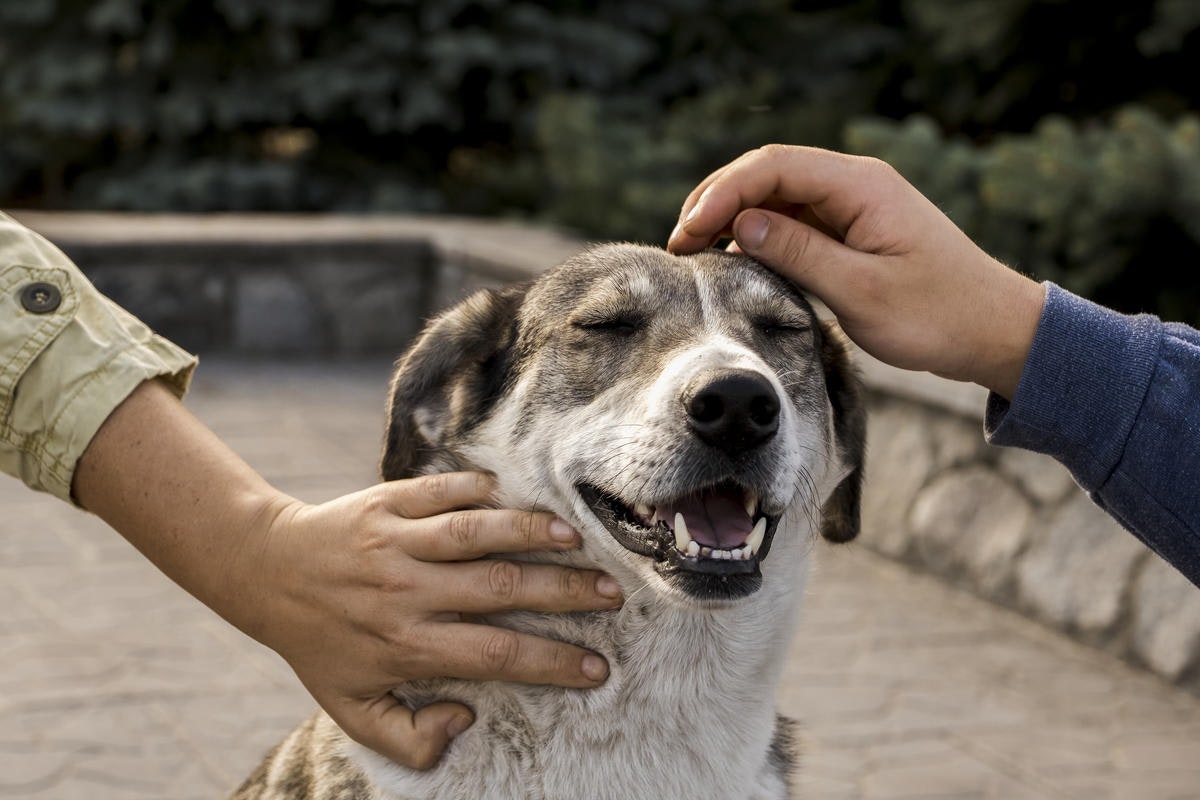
[3,358,1199,799]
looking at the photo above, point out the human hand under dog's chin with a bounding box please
[668,144,1046,401]
[242,472,622,769]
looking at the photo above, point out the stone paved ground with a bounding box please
[2,359,1199,799]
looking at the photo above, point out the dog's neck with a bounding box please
[362,456,813,797]
[373,513,808,796]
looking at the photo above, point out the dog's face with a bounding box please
[384,244,864,604]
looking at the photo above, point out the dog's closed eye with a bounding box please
[752,314,812,338]
[570,309,647,336]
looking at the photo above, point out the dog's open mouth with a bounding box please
[578,481,780,597]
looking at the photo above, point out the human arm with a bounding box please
[667,144,1200,585]
[2,212,618,769]
[73,381,618,767]
[984,284,1200,586]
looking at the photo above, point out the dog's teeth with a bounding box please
[674,512,691,553]
[635,503,652,519]
[700,546,713,558]
[744,492,758,518]
[746,517,767,554]
[686,540,700,558]
[733,546,747,560]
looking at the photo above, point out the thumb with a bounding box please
[332,695,475,770]
[732,209,860,304]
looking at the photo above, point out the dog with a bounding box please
[231,243,865,800]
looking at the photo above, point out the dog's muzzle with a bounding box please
[578,481,781,601]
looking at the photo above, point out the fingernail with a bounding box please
[596,575,622,599]
[682,203,703,230]
[445,712,474,738]
[582,654,609,682]
[668,222,682,243]
[737,211,770,250]
[549,518,577,543]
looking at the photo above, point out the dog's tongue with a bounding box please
[662,488,752,549]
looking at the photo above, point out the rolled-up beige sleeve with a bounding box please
[0,211,197,503]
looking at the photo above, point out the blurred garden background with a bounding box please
[2,0,1200,325]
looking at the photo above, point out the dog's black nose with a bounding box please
[685,371,780,456]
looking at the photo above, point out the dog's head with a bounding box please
[383,244,864,604]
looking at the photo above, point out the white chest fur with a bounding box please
[351,526,811,800]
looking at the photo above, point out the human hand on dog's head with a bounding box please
[668,144,1046,401]
[235,471,621,769]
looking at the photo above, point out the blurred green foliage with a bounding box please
[1,0,1199,320]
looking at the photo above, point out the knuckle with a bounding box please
[487,560,523,602]
[448,511,480,553]
[855,154,899,184]
[350,522,392,558]
[382,619,430,660]
[360,485,390,517]
[517,511,538,547]
[756,142,791,161]
[546,642,575,677]
[480,630,522,673]
[558,568,588,600]
[357,529,390,557]
[778,223,814,266]
[419,473,451,506]
[376,569,416,598]
[384,483,417,519]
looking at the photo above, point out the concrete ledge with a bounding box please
[12,211,1198,692]
[12,212,585,355]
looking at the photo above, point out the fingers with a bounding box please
[668,144,879,254]
[378,471,500,519]
[728,208,866,312]
[427,559,623,615]
[405,507,580,562]
[331,695,475,770]
[411,621,610,687]
[331,627,610,771]
[374,474,588,561]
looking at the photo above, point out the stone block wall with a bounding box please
[12,211,1200,692]
[68,241,435,355]
[13,212,584,357]
[860,371,1200,691]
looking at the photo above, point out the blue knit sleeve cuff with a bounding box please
[984,282,1163,492]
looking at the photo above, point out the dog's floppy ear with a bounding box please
[816,319,866,543]
[381,285,526,480]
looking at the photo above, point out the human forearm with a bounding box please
[72,378,620,767]
[72,378,285,635]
